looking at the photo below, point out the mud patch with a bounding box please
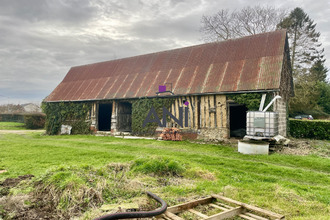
[0,174,34,197]
[1,174,34,188]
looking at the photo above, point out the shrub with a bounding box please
[289,119,330,140]
[24,114,46,129]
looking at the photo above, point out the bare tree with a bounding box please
[200,6,287,42]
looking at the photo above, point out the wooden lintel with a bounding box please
[212,195,285,219]
[166,196,215,214]
[188,209,209,219]
[205,207,243,220]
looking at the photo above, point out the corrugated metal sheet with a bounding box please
[45,30,287,102]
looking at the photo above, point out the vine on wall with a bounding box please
[131,97,174,136]
[42,102,92,135]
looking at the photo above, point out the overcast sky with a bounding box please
[0,0,329,105]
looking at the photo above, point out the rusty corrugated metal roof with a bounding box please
[45,30,287,102]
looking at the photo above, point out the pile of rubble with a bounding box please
[160,128,182,141]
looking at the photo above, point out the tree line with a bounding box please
[200,6,329,118]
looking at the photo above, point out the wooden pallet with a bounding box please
[158,194,284,220]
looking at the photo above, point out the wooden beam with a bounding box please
[209,204,227,211]
[188,209,209,218]
[215,202,233,209]
[167,196,215,214]
[200,96,205,128]
[205,207,243,220]
[210,204,259,220]
[205,95,209,128]
[209,95,215,128]
[216,95,225,128]
[188,96,193,128]
[175,98,179,127]
[244,213,269,220]
[171,102,175,127]
[164,211,185,220]
[212,195,285,219]
[194,96,199,129]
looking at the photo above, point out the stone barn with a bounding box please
[45,30,293,139]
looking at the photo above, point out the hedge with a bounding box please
[289,119,330,140]
[24,114,46,129]
[0,113,25,123]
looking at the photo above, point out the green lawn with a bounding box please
[0,133,329,219]
[0,122,26,130]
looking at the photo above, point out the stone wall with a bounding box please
[273,92,288,137]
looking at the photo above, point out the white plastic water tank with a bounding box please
[238,140,269,155]
[246,111,279,137]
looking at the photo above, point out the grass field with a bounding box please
[0,122,26,130]
[0,133,329,219]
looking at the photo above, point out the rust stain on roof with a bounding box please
[45,30,287,102]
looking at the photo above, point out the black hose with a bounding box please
[93,191,167,220]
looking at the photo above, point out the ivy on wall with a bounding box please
[131,97,174,136]
[227,93,274,111]
[42,102,92,135]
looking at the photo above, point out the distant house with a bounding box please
[45,30,293,139]
[21,103,41,113]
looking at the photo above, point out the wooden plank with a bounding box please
[212,195,285,219]
[209,95,215,128]
[209,204,227,211]
[175,98,179,127]
[205,207,243,220]
[162,215,172,220]
[205,95,209,128]
[239,214,259,220]
[164,211,185,220]
[210,204,258,220]
[215,202,233,209]
[200,96,205,128]
[157,214,171,220]
[167,196,214,214]
[179,97,184,128]
[216,95,226,128]
[171,102,175,127]
[188,96,193,128]
[245,213,269,220]
[194,96,199,129]
[188,209,209,218]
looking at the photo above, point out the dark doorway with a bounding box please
[98,103,112,131]
[117,102,132,132]
[230,104,248,137]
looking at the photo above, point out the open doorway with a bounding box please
[98,103,112,131]
[117,102,132,132]
[229,103,248,137]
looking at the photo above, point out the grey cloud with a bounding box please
[0,0,97,25]
[0,0,329,105]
